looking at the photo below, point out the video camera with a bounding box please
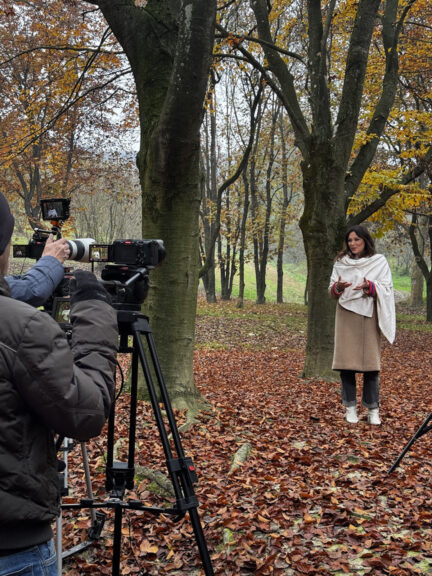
[90,239,166,311]
[52,239,166,325]
[12,197,166,323]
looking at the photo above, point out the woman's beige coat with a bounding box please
[329,252,396,372]
[332,303,381,371]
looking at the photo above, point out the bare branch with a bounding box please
[215,29,306,65]
[0,42,122,68]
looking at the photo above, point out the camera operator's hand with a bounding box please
[42,234,70,264]
[69,269,111,305]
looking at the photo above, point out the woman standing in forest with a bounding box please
[329,225,396,425]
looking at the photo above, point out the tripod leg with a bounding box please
[388,412,432,474]
[133,331,184,501]
[189,508,215,576]
[57,436,70,572]
[81,443,96,524]
[112,505,123,576]
[56,511,63,575]
[134,327,215,576]
[106,384,116,492]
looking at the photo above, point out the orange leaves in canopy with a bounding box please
[0,0,136,227]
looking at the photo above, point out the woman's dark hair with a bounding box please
[336,225,376,260]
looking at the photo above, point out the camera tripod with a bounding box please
[388,411,432,474]
[61,309,214,575]
[56,439,106,574]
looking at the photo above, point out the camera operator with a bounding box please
[2,196,70,307]
[7,232,70,304]
[0,194,119,574]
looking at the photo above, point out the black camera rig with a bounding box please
[11,197,166,320]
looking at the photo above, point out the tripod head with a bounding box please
[100,265,150,311]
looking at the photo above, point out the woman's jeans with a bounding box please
[0,541,57,576]
[340,370,379,409]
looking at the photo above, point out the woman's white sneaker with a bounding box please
[346,406,358,424]
[368,408,381,425]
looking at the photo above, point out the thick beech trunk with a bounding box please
[96,0,216,408]
[299,148,347,378]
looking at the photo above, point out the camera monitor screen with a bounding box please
[52,297,71,325]
[41,198,70,221]
[89,244,110,262]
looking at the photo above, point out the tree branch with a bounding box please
[334,0,381,167]
[345,0,416,201]
[307,0,331,137]
[248,0,311,158]
[214,30,306,64]
[0,42,121,68]
[347,144,432,226]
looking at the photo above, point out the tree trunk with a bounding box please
[201,93,218,303]
[408,210,432,323]
[96,0,216,409]
[219,191,233,300]
[237,170,250,308]
[427,278,432,322]
[299,149,347,379]
[252,99,278,305]
[276,117,291,304]
[411,263,424,308]
[410,214,427,307]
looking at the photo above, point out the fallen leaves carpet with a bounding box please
[62,302,432,576]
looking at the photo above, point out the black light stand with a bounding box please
[62,306,214,576]
[388,412,432,474]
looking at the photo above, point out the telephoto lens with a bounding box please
[66,238,95,262]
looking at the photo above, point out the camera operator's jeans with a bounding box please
[340,370,379,409]
[0,541,57,576]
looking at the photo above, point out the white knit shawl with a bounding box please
[329,253,396,344]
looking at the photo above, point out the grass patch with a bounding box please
[197,297,307,327]
[392,275,412,293]
[195,298,308,352]
[396,312,432,332]
[209,260,415,304]
[209,261,307,305]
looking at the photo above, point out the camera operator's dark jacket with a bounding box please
[0,275,118,552]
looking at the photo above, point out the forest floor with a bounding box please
[62,297,432,576]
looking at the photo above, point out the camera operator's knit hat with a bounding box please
[0,192,15,255]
